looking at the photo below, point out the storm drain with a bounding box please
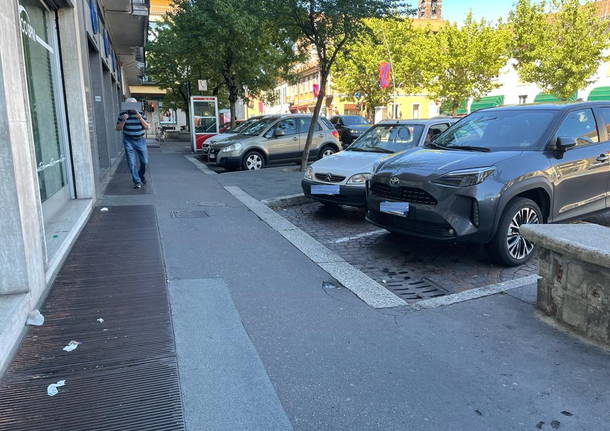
[171,209,209,218]
[358,266,449,302]
[385,277,448,301]
[0,205,185,431]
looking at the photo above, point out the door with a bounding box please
[596,107,610,209]
[297,117,324,159]
[551,108,610,221]
[19,0,73,221]
[265,118,300,161]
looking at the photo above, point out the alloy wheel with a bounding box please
[245,153,263,170]
[506,207,539,260]
[322,148,335,158]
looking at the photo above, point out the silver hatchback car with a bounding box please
[302,118,458,207]
[208,114,341,170]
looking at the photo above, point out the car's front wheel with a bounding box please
[242,151,265,170]
[487,197,542,266]
[319,145,337,159]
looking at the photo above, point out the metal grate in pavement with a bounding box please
[0,205,185,431]
[359,265,449,302]
[170,209,209,218]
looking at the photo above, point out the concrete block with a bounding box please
[585,304,610,345]
[560,294,587,331]
[566,260,586,298]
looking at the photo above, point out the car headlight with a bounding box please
[222,143,242,153]
[432,167,495,187]
[350,129,360,134]
[304,167,314,180]
[346,173,371,184]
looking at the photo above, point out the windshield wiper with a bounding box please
[426,141,448,150]
[446,145,491,152]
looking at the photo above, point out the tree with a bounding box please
[333,17,422,120]
[147,15,225,129]
[420,14,510,115]
[148,0,299,127]
[510,0,610,101]
[265,0,403,171]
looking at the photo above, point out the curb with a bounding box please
[262,193,310,209]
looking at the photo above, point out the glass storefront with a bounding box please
[19,0,70,207]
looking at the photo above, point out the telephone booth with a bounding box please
[190,96,219,152]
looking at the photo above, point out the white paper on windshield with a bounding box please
[311,185,340,195]
[380,201,409,217]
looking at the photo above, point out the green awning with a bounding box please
[470,95,504,112]
[440,100,468,115]
[534,92,577,103]
[587,86,610,101]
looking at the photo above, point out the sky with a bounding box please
[441,0,517,23]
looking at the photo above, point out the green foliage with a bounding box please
[265,0,405,169]
[147,0,300,124]
[510,0,610,101]
[332,17,422,119]
[421,14,510,115]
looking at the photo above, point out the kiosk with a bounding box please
[190,96,219,152]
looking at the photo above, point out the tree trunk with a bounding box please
[228,85,238,128]
[300,71,328,171]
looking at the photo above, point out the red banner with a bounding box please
[379,62,391,89]
[313,83,320,97]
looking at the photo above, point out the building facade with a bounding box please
[0,0,148,372]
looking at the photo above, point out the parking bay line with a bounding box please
[412,275,541,310]
[225,185,541,311]
[333,229,387,244]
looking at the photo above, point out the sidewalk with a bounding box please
[1,141,609,430]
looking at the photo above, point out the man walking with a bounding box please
[116,97,150,189]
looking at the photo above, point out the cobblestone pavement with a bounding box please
[278,202,536,300]
[278,201,610,302]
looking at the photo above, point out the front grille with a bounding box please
[371,182,438,205]
[315,173,346,183]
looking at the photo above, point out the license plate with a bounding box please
[311,184,340,195]
[209,153,216,160]
[380,201,409,217]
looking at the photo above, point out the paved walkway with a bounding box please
[2,141,609,430]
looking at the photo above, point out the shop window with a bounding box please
[19,0,68,203]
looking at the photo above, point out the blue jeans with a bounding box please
[123,136,148,185]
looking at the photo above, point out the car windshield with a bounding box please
[431,110,556,151]
[347,124,425,153]
[343,116,369,126]
[240,117,278,136]
[230,119,255,133]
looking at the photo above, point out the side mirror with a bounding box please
[274,128,285,137]
[556,136,577,151]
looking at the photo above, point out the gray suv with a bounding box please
[208,114,341,170]
[366,103,610,266]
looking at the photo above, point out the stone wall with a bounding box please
[537,248,609,345]
[522,224,610,347]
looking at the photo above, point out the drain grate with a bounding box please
[358,265,448,302]
[171,209,209,218]
[386,277,448,301]
[0,205,185,430]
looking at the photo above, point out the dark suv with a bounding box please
[330,115,371,146]
[366,103,610,266]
